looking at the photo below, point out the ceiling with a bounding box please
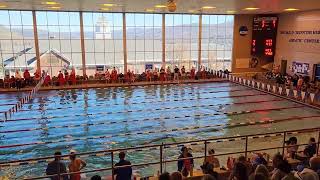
[0,0,320,14]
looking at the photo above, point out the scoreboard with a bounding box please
[251,15,278,61]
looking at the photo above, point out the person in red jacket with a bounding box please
[34,69,41,83]
[190,67,195,80]
[70,68,76,85]
[23,69,31,86]
[44,73,51,86]
[58,71,65,86]
[111,67,118,83]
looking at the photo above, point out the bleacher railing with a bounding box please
[1,127,320,180]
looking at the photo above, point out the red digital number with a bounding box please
[273,20,276,28]
[265,48,273,56]
[265,39,273,46]
[252,39,256,46]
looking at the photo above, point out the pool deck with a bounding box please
[0,78,227,93]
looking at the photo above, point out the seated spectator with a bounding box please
[178,146,194,177]
[202,174,217,180]
[253,164,269,179]
[238,155,254,176]
[23,69,31,86]
[201,163,218,179]
[304,138,317,158]
[91,175,101,180]
[170,172,182,180]
[229,162,248,180]
[271,158,298,180]
[251,153,268,168]
[249,173,268,180]
[286,137,299,159]
[159,172,170,180]
[114,152,132,180]
[46,151,68,180]
[204,149,220,168]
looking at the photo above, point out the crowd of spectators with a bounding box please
[0,66,230,89]
[43,136,320,180]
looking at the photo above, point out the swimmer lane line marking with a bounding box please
[0,84,236,104]
[2,93,268,122]
[12,88,252,113]
[0,85,246,108]
[0,99,286,134]
[0,105,306,149]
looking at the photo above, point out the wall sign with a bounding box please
[292,61,309,75]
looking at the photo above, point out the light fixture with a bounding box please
[244,7,260,10]
[48,6,61,9]
[145,8,155,12]
[284,8,299,11]
[42,1,59,5]
[102,3,116,7]
[154,4,167,8]
[226,10,236,14]
[202,6,216,9]
[0,5,7,8]
[100,7,110,11]
[188,9,197,13]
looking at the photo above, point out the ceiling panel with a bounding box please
[0,0,319,14]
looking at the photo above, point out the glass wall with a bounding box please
[0,11,234,79]
[126,13,162,73]
[0,11,35,78]
[165,14,199,71]
[202,15,234,71]
[36,11,82,77]
[83,12,124,76]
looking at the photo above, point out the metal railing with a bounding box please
[1,127,319,179]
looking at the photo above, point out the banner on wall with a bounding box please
[292,61,310,75]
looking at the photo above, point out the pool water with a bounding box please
[1,82,320,179]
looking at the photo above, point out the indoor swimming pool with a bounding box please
[1,81,320,179]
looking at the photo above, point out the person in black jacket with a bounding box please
[114,152,132,180]
[177,146,194,177]
[46,151,69,180]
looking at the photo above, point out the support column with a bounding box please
[32,11,41,71]
[162,14,166,67]
[122,13,128,73]
[198,14,202,71]
[79,12,87,77]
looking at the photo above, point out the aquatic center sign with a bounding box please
[280,30,320,44]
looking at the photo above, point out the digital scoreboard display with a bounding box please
[251,16,278,61]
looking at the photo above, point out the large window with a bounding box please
[165,14,199,71]
[202,15,234,71]
[126,13,162,73]
[0,11,235,79]
[36,11,82,77]
[83,12,124,75]
[0,11,35,78]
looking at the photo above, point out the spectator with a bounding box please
[204,149,220,168]
[286,137,299,159]
[202,174,217,180]
[105,69,111,83]
[190,67,196,80]
[114,152,132,180]
[238,155,254,176]
[229,162,248,180]
[251,153,268,168]
[249,173,268,180]
[174,66,179,81]
[160,67,165,82]
[181,66,186,80]
[58,71,65,86]
[178,146,194,177]
[15,70,22,90]
[46,151,68,180]
[170,172,183,180]
[201,163,218,179]
[111,67,118,83]
[23,69,31,86]
[271,158,298,180]
[159,172,170,180]
[90,175,101,180]
[70,68,76,85]
[304,138,317,158]
[254,164,269,179]
[166,66,171,81]
[68,150,86,180]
